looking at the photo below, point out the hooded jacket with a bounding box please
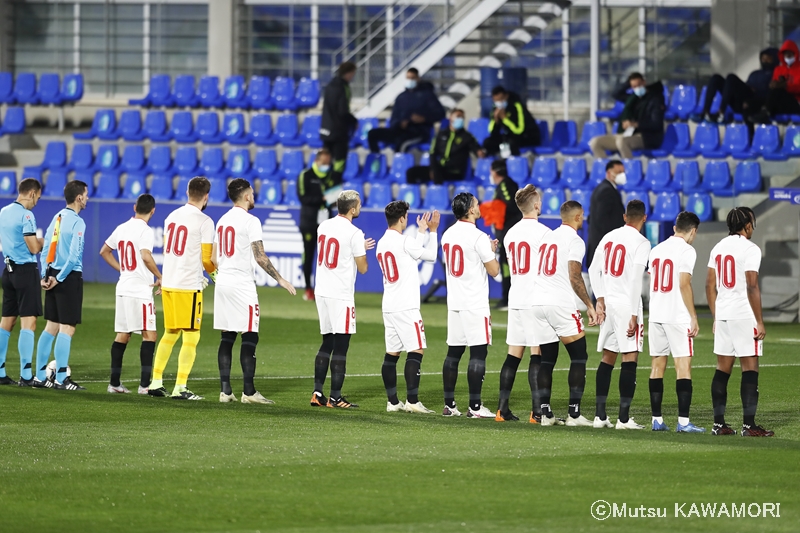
[390,81,446,136]
[488,91,540,145]
[773,40,800,101]
[747,47,779,103]
[320,76,357,143]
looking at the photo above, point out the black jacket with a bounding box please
[747,47,780,103]
[620,81,665,148]
[493,177,522,233]
[488,91,540,145]
[430,127,482,180]
[297,165,337,229]
[390,81,446,135]
[587,180,625,267]
[320,76,357,143]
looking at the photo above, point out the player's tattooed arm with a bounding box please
[569,260,600,325]
[251,240,297,295]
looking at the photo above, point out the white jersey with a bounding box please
[315,215,367,302]
[376,228,438,313]
[707,235,762,320]
[531,225,585,309]
[161,204,215,291]
[648,236,697,324]
[589,225,650,307]
[104,218,156,299]
[441,220,496,311]
[214,206,262,286]
[503,218,551,310]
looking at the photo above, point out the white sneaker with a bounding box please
[593,416,614,428]
[442,405,462,417]
[386,401,406,412]
[241,391,274,405]
[219,392,238,403]
[541,415,565,426]
[107,384,130,394]
[616,418,645,430]
[566,415,593,427]
[467,404,496,419]
[137,386,149,395]
[404,401,435,414]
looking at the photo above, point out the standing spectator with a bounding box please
[763,40,800,118]
[489,159,521,310]
[368,68,446,153]
[587,160,626,268]
[590,73,665,159]
[320,62,358,185]
[483,86,540,156]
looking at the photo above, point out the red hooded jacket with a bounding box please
[773,40,800,101]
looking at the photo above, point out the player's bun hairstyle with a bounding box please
[338,61,357,76]
[491,85,507,96]
[490,159,508,179]
[675,211,700,233]
[514,184,540,214]
[227,178,252,203]
[337,189,361,214]
[18,178,41,195]
[625,199,647,221]
[187,177,211,200]
[64,180,87,204]
[384,200,410,226]
[452,192,475,220]
[135,194,156,215]
[726,206,756,235]
[560,199,582,219]
[606,159,623,172]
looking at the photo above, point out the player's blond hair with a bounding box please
[515,185,540,215]
[337,189,361,214]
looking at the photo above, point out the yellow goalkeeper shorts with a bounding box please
[162,289,203,330]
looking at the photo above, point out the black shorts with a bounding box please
[1,262,43,318]
[44,270,83,326]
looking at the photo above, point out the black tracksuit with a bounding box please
[406,127,482,184]
[494,177,522,305]
[320,76,357,183]
[368,81,446,153]
[298,165,338,289]
[483,92,540,156]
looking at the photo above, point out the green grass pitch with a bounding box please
[1,283,799,532]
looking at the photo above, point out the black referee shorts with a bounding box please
[1,262,43,318]
[44,270,83,326]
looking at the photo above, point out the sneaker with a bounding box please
[652,419,669,431]
[18,377,35,387]
[0,376,18,385]
[616,418,645,430]
[310,391,329,407]
[219,392,238,403]
[137,386,149,395]
[541,415,566,426]
[404,401,434,414]
[386,400,406,413]
[171,388,203,400]
[741,424,775,437]
[148,386,169,397]
[712,423,736,436]
[242,391,274,405]
[467,405,496,419]
[593,416,614,429]
[529,412,541,424]
[442,405,462,417]
[328,396,358,409]
[303,288,315,301]
[676,421,706,433]
[54,378,85,391]
[32,377,48,389]
[107,384,131,394]
[566,415,593,427]
[495,410,520,422]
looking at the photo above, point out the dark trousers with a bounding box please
[301,227,317,290]
[767,87,800,116]
[483,130,539,157]
[496,229,511,305]
[406,160,466,185]
[704,73,759,116]
[368,126,427,153]
[323,140,349,184]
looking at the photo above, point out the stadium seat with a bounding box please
[279,150,305,180]
[74,109,117,140]
[121,172,147,199]
[624,190,651,215]
[197,112,224,144]
[208,178,228,202]
[702,160,732,193]
[685,192,713,222]
[453,182,478,199]
[748,125,781,159]
[296,78,321,108]
[397,184,421,208]
[645,159,673,192]
[468,118,490,146]
[767,124,800,160]
[692,86,722,116]
[0,107,25,136]
[506,156,530,183]
[121,145,147,173]
[531,157,558,187]
[474,157,494,186]
[533,120,552,154]
[541,187,566,216]
[43,170,68,197]
[119,110,146,142]
[200,148,226,179]
[644,123,679,157]
[95,173,120,199]
[366,182,392,208]
[589,158,608,187]
[253,149,279,180]
[674,122,719,157]
[300,115,323,148]
[726,161,762,196]
[75,169,97,197]
[38,73,61,105]
[353,118,379,148]
[390,153,414,183]
[562,121,606,155]
[250,114,277,146]
[226,149,252,179]
[223,113,249,145]
[148,174,175,200]
[175,147,199,177]
[481,184,496,202]
[545,120,578,153]
[343,152,361,182]
[143,110,171,142]
[671,122,692,154]
[68,143,94,172]
[173,176,192,199]
[173,75,199,107]
[282,180,301,206]
[257,178,283,205]
[61,73,84,104]
[344,182,365,201]
[0,72,14,104]
[272,77,297,111]
[423,184,450,210]
[94,145,120,175]
[247,76,273,110]
[129,74,173,107]
[359,153,388,181]
[24,141,67,177]
[664,84,697,121]
[618,159,645,191]
[170,111,198,143]
[651,192,681,222]
[13,73,39,105]
[419,153,430,167]
[706,123,750,158]
[569,189,591,216]
[198,76,224,108]
[561,158,587,189]
[148,146,174,176]
[0,171,15,195]
[275,114,302,147]
[674,160,703,193]
[224,76,248,109]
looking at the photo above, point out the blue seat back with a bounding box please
[122,173,147,199]
[275,114,299,141]
[561,158,587,188]
[474,157,494,185]
[733,161,762,193]
[200,147,225,175]
[397,184,421,208]
[14,73,37,102]
[38,73,60,104]
[208,178,227,202]
[481,184,495,202]
[174,176,192,200]
[247,76,272,108]
[250,114,274,144]
[223,113,246,139]
[672,123,691,151]
[361,153,387,180]
[43,170,68,197]
[453,182,478,199]
[423,184,450,210]
[0,171,17,195]
[95,173,120,199]
[624,190,651,215]
[343,152,361,181]
[668,84,697,119]
[531,157,558,186]
[366,182,392,208]
[570,189,591,216]
[171,111,195,138]
[390,153,415,183]
[197,112,221,137]
[224,75,246,106]
[120,110,142,136]
[782,125,800,156]
[198,76,222,106]
[674,160,701,192]
[226,149,251,177]
[148,146,173,174]
[578,121,606,150]
[148,174,174,200]
[722,123,750,154]
[70,143,94,170]
[296,78,320,107]
[506,156,529,183]
[751,125,780,156]
[253,149,278,178]
[280,150,305,179]
[148,75,172,106]
[541,187,566,215]
[44,141,68,169]
[341,182,365,203]
[468,118,490,145]
[693,123,720,152]
[550,120,578,150]
[271,77,296,105]
[300,114,322,142]
[537,120,550,147]
[589,158,608,187]
[95,109,116,136]
[355,118,380,147]
[283,179,301,206]
[258,178,283,205]
[175,147,199,175]
[0,72,13,102]
[1,107,25,134]
[621,159,644,190]
[686,192,713,222]
[96,145,120,171]
[122,145,146,172]
[61,73,84,103]
[173,75,197,106]
[645,159,672,190]
[144,110,168,137]
[651,192,681,222]
[703,160,732,192]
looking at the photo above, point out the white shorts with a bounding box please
[531,306,584,344]
[384,309,427,353]
[648,322,694,358]
[316,296,356,335]
[506,308,540,347]
[214,283,260,332]
[714,319,763,357]
[597,302,643,354]
[447,309,491,347]
[114,295,157,334]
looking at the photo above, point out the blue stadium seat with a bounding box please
[728,161,762,195]
[589,158,608,187]
[43,170,68,197]
[468,118,490,146]
[200,148,226,179]
[692,86,722,116]
[38,73,61,105]
[766,124,800,160]
[143,110,171,142]
[561,158,587,189]
[706,123,750,158]
[282,179,301,206]
[651,192,681,222]
[645,123,679,157]
[390,153,414,183]
[250,114,277,146]
[173,75,199,107]
[74,109,117,140]
[279,150,305,180]
[533,120,552,154]
[366,182,392,208]
[748,125,781,159]
[224,76,248,109]
[129,74,173,107]
[275,114,302,147]
[0,171,16,195]
[474,157,494,186]
[170,111,198,143]
[531,157,558,187]
[353,118,380,148]
[257,178,283,206]
[175,147,199,177]
[397,184,421,208]
[61,73,83,104]
[621,159,645,191]
[148,174,175,201]
[359,153,388,181]
[664,84,697,121]
[296,78,320,108]
[75,169,97,197]
[569,189,591,216]
[343,152,361,182]
[674,122,719,157]
[148,146,174,176]
[247,76,272,110]
[506,156,529,183]
[121,172,147,199]
[0,72,14,104]
[624,190,651,215]
[645,159,673,192]
[685,192,713,222]
[272,77,297,111]
[671,122,692,154]
[68,143,94,172]
[198,76,224,108]
[481,184,495,202]
[173,176,192,200]
[226,149,252,179]
[95,173,120,199]
[541,187,566,216]
[453,182,478,199]
[543,120,577,153]
[0,107,25,136]
[423,184,450,210]
[119,110,146,142]
[208,178,228,202]
[24,141,67,178]
[702,160,732,193]
[342,182,365,203]
[121,145,147,173]
[13,73,39,105]
[223,113,249,145]
[674,160,703,193]
[300,115,323,148]
[419,153,430,167]
[595,100,625,120]
[562,121,606,155]
[197,112,224,144]
[253,149,279,180]
[94,145,120,175]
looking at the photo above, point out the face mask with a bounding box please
[495,100,507,109]
[317,164,330,174]
[761,61,774,71]
[452,117,464,129]
[405,79,417,90]
[614,172,627,186]
[633,86,646,97]
[785,56,796,66]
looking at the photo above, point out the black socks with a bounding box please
[467,345,488,411]
[537,341,559,416]
[382,353,399,404]
[218,331,237,395]
[442,345,465,408]
[405,352,423,404]
[329,333,351,399]
[314,334,335,393]
[618,361,637,423]
[711,369,731,425]
[528,354,541,416]
[676,378,692,419]
[140,341,155,388]
[565,337,587,418]
[595,361,614,419]
[110,341,126,387]
[649,378,664,417]
[741,370,758,427]
[498,354,521,414]
[240,332,258,397]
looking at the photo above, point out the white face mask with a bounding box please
[633,86,646,97]
[786,56,796,66]
[405,79,417,90]
[614,172,627,186]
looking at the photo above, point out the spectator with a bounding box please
[483,86,540,157]
[692,48,778,123]
[590,73,665,159]
[320,61,358,185]
[405,109,485,184]
[489,159,521,310]
[762,40,800,119]
[368,68,446,153]
[587,160,626,268]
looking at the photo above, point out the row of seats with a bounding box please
[0,72,83,106]
[0,107,25,136]
[129,75,319,111]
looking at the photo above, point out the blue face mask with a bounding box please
[452,117,464,129]
[405,79,417,90]
[633,86,646,97]
[494,100,507,109]
[317,164,330,174]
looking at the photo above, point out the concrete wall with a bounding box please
[711,0,770,79]
[208,0,235,77]
[0,0,10,72]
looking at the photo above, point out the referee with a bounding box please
[0,178,44,386]
[36,180,88,391]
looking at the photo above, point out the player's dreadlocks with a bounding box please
[726,207,756,235]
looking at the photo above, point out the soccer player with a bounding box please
[440,192,500,418]
[0,178,43,386]
[99,194,161,394]
[310,190,375,409]
[376,201,439,414]
[532,200,600,426]
[148,177,216,400]
[588,199,650,430]
[37,180,89,391]
[706,207,773,437]
[214,179,296,404]
[496,185,550,423]
[647,211,704,433]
